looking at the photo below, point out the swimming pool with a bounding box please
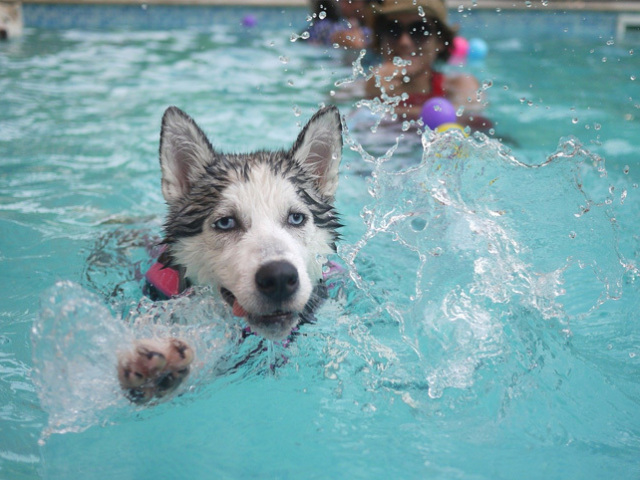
[2,4,639,479]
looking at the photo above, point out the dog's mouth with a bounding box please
[220,287,298,340]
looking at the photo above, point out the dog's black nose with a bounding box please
[255,261,299,302]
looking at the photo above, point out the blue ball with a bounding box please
[420,97,457,130]
[468,38,488,61]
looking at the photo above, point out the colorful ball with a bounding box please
[420,97,457,130]
[242,14,257,28]
[468,38,488,61]
[435,123,467,135]
[451,36,469,58]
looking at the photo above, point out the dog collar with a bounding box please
[145,260,182,298]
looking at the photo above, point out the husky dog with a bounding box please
[118,106,343,402]
[0,1,22,40]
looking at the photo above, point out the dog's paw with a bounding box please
[117,338,194,404]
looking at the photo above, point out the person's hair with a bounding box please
[310,1,341,22]
[373,14,453,62]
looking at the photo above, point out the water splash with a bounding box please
[31,281,248,443]
[336,124,630,402]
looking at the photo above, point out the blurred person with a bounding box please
[307,0,372,50]
[365,0,487,128]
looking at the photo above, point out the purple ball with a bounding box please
[242,14,257,28]
[420,97,457,130]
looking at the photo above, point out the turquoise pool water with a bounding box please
[1,5,639,479]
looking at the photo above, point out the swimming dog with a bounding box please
[117,105,343,402]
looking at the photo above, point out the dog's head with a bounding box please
[158,106,342,340]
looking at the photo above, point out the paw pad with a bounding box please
[117,338,194,403]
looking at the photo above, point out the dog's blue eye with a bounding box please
[214,217,236,231]
[288,212,306,226]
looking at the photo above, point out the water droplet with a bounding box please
[572,117,579,124]
[621,189,628,204]
[631,75,636,81]
[602,56,607,63]
[496,7,502,12]
[457,4,464,13]
[482,80,493,90]
[319,11,326,19]
[292,105,301,117]
[525,1,532,7]
[418,6,425,16]
[623,165,630,174]
[606,39,614,46]
[411,218,427,232]
[301,31,310,40]
[594,123,601,130]
[287,79,294,86]
[279,55,289,64]
[541,0,548,5]
[569,231,576,239]
[403,76,410,83]
[402,121,411,131]
[329,90,336,97]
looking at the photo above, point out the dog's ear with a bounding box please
[291,106,342,199]
[159,106,214,204]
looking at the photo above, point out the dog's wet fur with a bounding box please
[118,106,343,402]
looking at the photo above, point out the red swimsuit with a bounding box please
[402,72,446,107]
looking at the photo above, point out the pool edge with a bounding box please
[17,0,640,13]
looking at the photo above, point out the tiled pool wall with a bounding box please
[20,3,634,40]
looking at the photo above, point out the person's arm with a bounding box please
[444,74,483,112]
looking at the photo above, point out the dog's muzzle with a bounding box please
[220,260,303,340]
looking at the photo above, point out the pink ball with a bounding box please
[451,36,469,58]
